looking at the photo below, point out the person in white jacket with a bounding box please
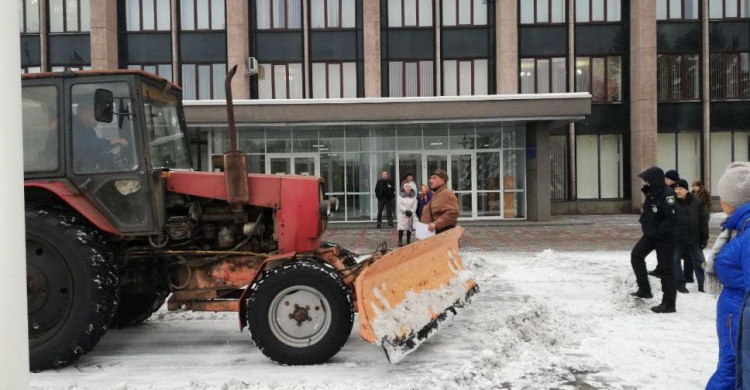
[397,182,418,246]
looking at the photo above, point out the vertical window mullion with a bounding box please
[193,0,198,30]
[471,60,475,95]
[401,0,405,27]
[326,63,330,98]
[208,0,213,29]
[339,62,344,97]
[416,60,421,96]
[597,135,602,198]
[154,0,158,30]
[139,0,144,31]
[270,64,276,98]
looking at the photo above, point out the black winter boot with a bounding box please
[651,303,676,313]
[398,231,404,247]
[677,285,689,294]
[406,231,412,245]
[630,289,653,299]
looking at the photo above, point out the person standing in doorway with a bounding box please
[375,170,395,228]
[420,170,459,234]
[401,173,416,196]
[672,179,708,294]
[416,183,433,221]
[397,183,417,246]
[630,166,679,313]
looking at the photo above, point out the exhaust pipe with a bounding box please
[223,65,249,210]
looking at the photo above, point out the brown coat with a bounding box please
[420,185,459,231]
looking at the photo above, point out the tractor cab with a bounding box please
[22,71,189,236]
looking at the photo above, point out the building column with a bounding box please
[701,0,711,190]
[497,0,518,94]
[363,0,381,97]
[1,1,31,387]
[90,0,119,69]
[526,121,552,222]
[434,0,441,95]
[227,0,250,98]
[629,0,658,212]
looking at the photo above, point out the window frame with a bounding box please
[256,0,303,30]
[126,0,172,32]
[575,56,622,103]
[49,0,90,33]
[388,60,435,97]
[181,63,227,100]
[258,62,306,99]
[442,58,490,96]
[657,53,700,101]
[387,0,434,28]
[575,0,622,23]
[127,64,174,82]
[709,0,750,19]
[710,52,750,100]
[575,133,624,199]
[657,0,700,20]
[520,56,568,94]
[180,0,226,31]
[442,0,488,27]
[310,0,357,29]
[311,61,358,98]
[20,0,41,33]
[520,0,566,25]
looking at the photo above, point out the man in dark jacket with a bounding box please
[631,167,679,313]
[672,179,709,293]
[374,170,395,228]
[665,169,680,188]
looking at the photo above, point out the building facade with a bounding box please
[18,0,748,221]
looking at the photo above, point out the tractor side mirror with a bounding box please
[94,89,114,123]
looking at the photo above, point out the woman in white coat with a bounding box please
[397,182,418,246]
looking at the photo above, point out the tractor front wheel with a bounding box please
[26,206,119,371]
[247,261,354,365]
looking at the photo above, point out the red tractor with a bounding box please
[22,67,476,371]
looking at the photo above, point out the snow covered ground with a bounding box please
[30,249,719,390]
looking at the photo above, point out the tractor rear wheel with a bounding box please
[111,291,168,327]
[247,261,354,365]
[26,206,119,371]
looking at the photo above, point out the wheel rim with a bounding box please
[268,285,332,348]
[26,237,74,347]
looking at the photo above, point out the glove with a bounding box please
[405,210,413,217]
[700,241,708,250]
[641,184,651,195]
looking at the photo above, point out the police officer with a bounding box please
[631,166,679,313]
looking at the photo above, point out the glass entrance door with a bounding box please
[423,152,476,218]
[266,154,319,176]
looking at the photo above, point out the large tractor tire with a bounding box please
[111,291,168,327]
[26,206,119,371]
[247,261,354,365]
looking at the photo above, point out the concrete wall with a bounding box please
[552,200,632,215]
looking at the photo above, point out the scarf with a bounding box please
[704,224,733,298]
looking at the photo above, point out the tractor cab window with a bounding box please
[22,85,59,173]
[141,83,191,170]
[71,82,138,173]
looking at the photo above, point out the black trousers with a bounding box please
[631,235,677,307]
[377,198,393,225]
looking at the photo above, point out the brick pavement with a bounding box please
[322,214,725,253]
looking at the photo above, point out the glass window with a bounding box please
[266,129,292,152]
[128,64,173,82]
[22,86,59,172]
[657,132,701,184]
[575,56,622,102]
[311,0,356,28]
[710,131,750,193]
[312,62,357,98]
[657,0,699,20]
[181,63,226,100]
[520,0,566,24]
[520,57,566,94]
[387,0,433,27]
[71,82,138,173]
[657,54,699,101]
[442,0,488,26]
[576,134,624,199]
[180,0,225,30]
[550,135,568,200]
[710,52,750,99]
[258,63,304,99]
[389,61,434,97]
[443,59,489,96]
[256,0,301,29]
[19,0,41,33]
[142,83,191,169]
[709,0,750,18]
[49,0,90,33]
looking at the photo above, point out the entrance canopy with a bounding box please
[184,94,591,222]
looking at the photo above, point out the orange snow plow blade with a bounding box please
[353,227,478,363]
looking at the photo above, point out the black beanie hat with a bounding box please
[665,170,680,182]
[675,179,690,190]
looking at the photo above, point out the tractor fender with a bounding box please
[237,251,300,331]
[25,181,123,240]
